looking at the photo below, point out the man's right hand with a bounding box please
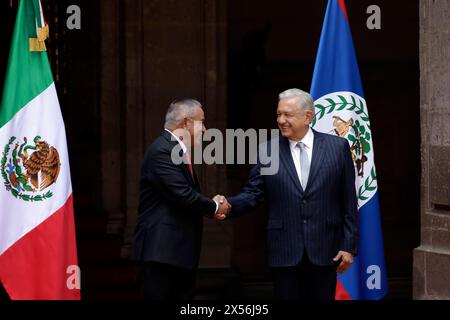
[213,195,231,221]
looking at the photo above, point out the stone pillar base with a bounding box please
[413,246,450,299]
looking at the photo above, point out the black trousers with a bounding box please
[272,253,338,300]
[137,261,196,300]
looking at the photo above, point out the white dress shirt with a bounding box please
[165,128,187,153]
[289,127,314,188]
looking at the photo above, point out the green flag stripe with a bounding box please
[0,0,54,129]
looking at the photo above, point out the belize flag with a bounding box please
[310,0,388,299]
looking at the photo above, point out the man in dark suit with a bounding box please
[221,88,358,300]
[133,99,231,300]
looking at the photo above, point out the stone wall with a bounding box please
[414,0,450,300]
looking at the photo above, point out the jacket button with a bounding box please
[303,199,308,204]
[303,220,307,224]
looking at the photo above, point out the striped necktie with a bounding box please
[296,142,310,189]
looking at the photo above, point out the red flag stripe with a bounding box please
[338,0,349,20]
[0,195,80,300]
[335,279,352,300]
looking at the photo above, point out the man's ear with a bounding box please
[305,110,314,124]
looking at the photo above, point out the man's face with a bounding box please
[186,106,206,146]
[277,97,313,140]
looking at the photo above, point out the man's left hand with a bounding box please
[333,251,354,274]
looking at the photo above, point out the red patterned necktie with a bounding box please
[185,151,194,178]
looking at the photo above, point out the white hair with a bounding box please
[164,99,201,128]
[278,88,315,113]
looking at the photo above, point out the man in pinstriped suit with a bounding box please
[223,88,358,300]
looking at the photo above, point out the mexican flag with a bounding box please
[0,0,80,299]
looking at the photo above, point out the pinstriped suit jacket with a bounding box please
[228,129,358,267]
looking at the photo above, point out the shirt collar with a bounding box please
[164,128,187,153]
[288,127,314,150]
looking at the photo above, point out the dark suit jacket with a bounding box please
[132,130,217,270]
[228,129,358,267]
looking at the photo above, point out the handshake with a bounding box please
[212,195,231,221]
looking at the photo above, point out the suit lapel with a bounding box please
[181,162,196,186]
[192,168,201,192]
[304,129,326,193]
[279,137,304,194]
[162,130,197,187]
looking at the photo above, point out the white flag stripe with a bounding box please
[313,91,377,209]
[0,83,72,255]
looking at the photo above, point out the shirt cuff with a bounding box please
[213,200,219,214]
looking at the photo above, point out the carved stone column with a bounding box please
[120,0,145,258]
[100,0,126,236]
[198,0,232,268]
[413,0,450,299]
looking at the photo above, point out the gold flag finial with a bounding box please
[29,24,49,52]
